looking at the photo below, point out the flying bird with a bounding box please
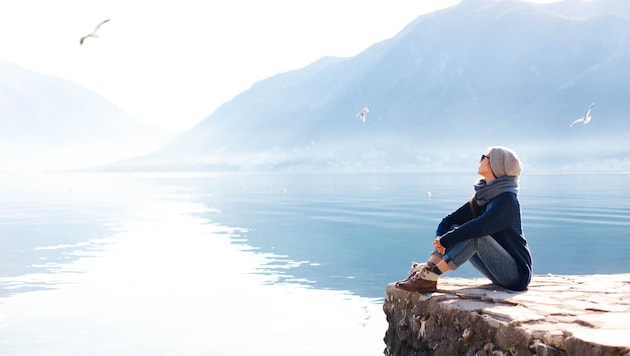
[570,102,595,127]
[356,107,369,123]
[80,19,111,45]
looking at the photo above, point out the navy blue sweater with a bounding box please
[436,192,532,291]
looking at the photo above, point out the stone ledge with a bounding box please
[383,273,630,355]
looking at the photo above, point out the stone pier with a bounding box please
[383,273,630,355]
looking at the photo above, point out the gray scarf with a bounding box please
[474,176,519,206]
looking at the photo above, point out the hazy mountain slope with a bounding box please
[0,59,168,171]
[122,0,630,172]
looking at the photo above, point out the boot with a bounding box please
[395,265,439,293]
[397,261,436,284]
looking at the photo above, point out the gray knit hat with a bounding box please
[489,146,522,177]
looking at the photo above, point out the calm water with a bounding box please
[0,172,628,355]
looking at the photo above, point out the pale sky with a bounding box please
[1,0,559,133]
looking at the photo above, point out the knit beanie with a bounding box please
[489,146,522,177]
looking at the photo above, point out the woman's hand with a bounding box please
[433,236,446,254]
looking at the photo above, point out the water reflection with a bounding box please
[0,173,386,355]
[2,171,628,354]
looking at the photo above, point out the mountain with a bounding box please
[0,59,168,171]
[116,0,630,173]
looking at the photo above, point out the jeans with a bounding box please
[433,235,519,288]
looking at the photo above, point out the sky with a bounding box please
[1,0,559,133]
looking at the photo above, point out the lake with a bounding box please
[0,171,628,355]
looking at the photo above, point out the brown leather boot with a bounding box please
[395,265,438,292]
[397,261,436,284]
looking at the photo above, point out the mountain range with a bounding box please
[115,0,630,173]
[0,59,167,171]
[3,0,630,173]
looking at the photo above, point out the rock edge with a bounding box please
[383,274,630,355]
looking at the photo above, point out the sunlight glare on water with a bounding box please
[0,173,386,355]
[1,171,629,354]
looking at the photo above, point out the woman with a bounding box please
[396,146,532,292]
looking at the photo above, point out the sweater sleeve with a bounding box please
[439,193,517,249]
[435,200,475,236]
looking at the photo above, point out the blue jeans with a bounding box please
[433,235,519,288]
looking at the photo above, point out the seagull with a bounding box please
[80,19,111,45]
[570,102,595,127]
[356,107,369,123]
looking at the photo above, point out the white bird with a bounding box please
[570,102,595,127]
[80,19,111,45]
[356,107,369,123]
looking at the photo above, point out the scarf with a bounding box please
[474,176,519,207]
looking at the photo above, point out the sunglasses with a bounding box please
[480,154,490,162]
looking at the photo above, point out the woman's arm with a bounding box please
[435,199,475,236]
[438,193,517,248]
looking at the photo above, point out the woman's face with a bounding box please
[478,149,494,179]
